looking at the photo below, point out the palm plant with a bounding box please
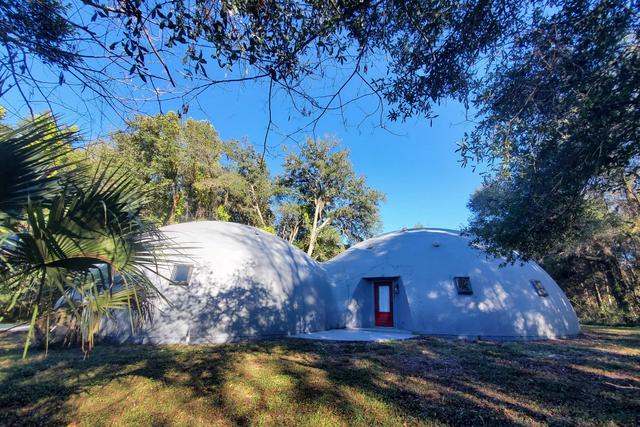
[0,116,172,356]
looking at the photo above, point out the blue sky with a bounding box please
[2,26,485,233]
[176,84,483,232]
[3,77,483,233]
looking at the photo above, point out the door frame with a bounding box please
[373,280,394,327]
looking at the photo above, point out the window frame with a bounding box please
[530,280,549,297]
[170,264,194,286]
[454,276,473,295]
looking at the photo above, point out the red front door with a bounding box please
[374,281,393,327]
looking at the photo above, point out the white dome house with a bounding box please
[101,221,338,344]
[101,223,580,343]
[324,228,580,340]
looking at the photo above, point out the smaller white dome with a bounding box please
[324,228,580,340]
[101,221,336,344]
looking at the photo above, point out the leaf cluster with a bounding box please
[0,115,174,355]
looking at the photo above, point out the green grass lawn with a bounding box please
[1,326,639,426]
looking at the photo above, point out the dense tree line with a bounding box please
[541,193,640,325]
[464,1,639,324]
[82,112,384,261]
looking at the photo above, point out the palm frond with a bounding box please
[1,121,179,356]
[0,115,75,222]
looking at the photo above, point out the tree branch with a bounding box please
[143,26,175,87]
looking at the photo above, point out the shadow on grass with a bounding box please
[0,326,639,426]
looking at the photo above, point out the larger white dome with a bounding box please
[324,228,580,339]
[101,221,337,344]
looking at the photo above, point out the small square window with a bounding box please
[531,280,548,297]
[454,277,473,295]
[171,264,193,285]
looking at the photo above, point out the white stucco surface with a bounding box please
[100,221,338,344]
[324,228,580,340]
[100,222,580,344]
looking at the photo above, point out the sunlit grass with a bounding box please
[1,325,638,426]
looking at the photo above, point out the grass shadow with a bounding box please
[0,325,639,426]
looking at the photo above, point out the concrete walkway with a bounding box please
[292,328,417,342]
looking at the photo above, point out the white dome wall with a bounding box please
[101,221,338,344]
[324,229,580,340]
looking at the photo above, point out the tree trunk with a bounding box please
[599,244,631,314]
[288,222,300,243]
[169,191,180,224]
[603,262,629,313]
[614,254,640,311]
[621,172,640,215]
[584,249,632,313]
[306,199,323,256]
[585,260,603,308]
[249,184,267,227]
[163,189,180,225]
[593,281,603,309]
[621,252,640,309]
